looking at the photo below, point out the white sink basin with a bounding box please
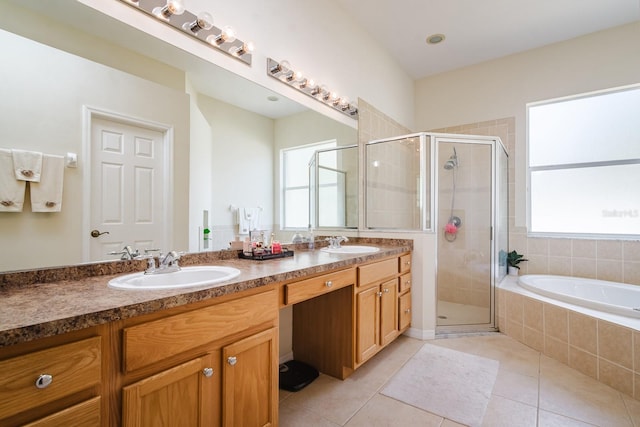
[108,266,241,290]
[321,245,380,254]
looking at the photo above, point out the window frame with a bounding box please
[280,139,336,231]
[526,83,640,240]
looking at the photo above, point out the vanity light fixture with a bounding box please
[267,58,358,119]
[119,0,253,65]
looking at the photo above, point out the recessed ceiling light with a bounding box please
[426,34,445,45]
[267,95,279,102]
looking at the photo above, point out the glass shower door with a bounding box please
[436,138,494,329]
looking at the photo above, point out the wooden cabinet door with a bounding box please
[222,327,278,427]
[379,279,398,346]
[356,286,380,364]
[122,353,218,427]
[399,292,412,331]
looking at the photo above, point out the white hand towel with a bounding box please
[30,154,64,212]
[248,207,262,231]
[12,149,43,182]
[0,149,25,212]
[238,208,251,234]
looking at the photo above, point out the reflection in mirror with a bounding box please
[365,134,428,230]
[309,145,358,229]
[0,1,357,272]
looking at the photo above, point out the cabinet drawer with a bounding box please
[0,337,101,420]
[358,258,397,287]
[286,269,356,305]
[399,254,412,274]
[124,289,277,372]
[398,273,412,294]
[399,292,412,331]
[24,396,101,427]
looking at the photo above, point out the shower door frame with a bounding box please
[433,135,499,333]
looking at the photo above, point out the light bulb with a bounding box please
[184,11,213,33]
[153,0,185,20]
[230,41,254,57]
[207,25,237,45]
[318,85,330,100]
[300,77,315,90]
[222,26,236,43]
[279,60,291,73]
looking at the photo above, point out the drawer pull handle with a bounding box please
[35,374,53,389]
[325,280,333,288]
[203,367,214,377]
[227,356,237,366]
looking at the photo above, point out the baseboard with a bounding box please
[403,327,435,340]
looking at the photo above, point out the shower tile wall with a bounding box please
[434,117,640,285]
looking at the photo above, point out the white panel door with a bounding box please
[90,118,166,261]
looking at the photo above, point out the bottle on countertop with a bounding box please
[308,227,315,250]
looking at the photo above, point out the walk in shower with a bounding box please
[364,133,508,333]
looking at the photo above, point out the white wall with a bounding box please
[415,22,640,227]
[79,0,415,130]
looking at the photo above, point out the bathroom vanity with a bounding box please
[0,240,411,426]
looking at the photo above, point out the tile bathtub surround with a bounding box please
[279,334,640,426]
[499,287,640,401]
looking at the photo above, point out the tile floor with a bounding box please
[279,333,640,426]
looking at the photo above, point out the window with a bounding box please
[281,140,336,229]
[527,84,640,237]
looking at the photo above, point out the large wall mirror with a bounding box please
[0,0,357,272]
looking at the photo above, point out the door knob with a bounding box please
[90,229,110,238]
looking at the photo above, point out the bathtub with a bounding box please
[518,274,640,319]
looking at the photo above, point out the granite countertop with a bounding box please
[0,239,412,348]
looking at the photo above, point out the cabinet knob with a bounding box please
[405,260,411,266]
[227,356,237,366]
[377,291,383,297]
[202,367,214,377]
[383,288,390,293]
[35,374,53,389]
[325,280,333,288]
[405,280,411,286]
[405,308,411,314]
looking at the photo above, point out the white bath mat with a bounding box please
[381,343,499,427]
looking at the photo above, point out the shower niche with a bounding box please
[364,132,508,333]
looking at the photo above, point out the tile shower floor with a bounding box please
[279,334,640,426]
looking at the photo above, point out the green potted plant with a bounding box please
[507,250,528,276]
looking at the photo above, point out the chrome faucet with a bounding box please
[144,250,181,274]
[108,245,140,260]
[325,236,349,249]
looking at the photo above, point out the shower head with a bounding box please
[443,147,458,170]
